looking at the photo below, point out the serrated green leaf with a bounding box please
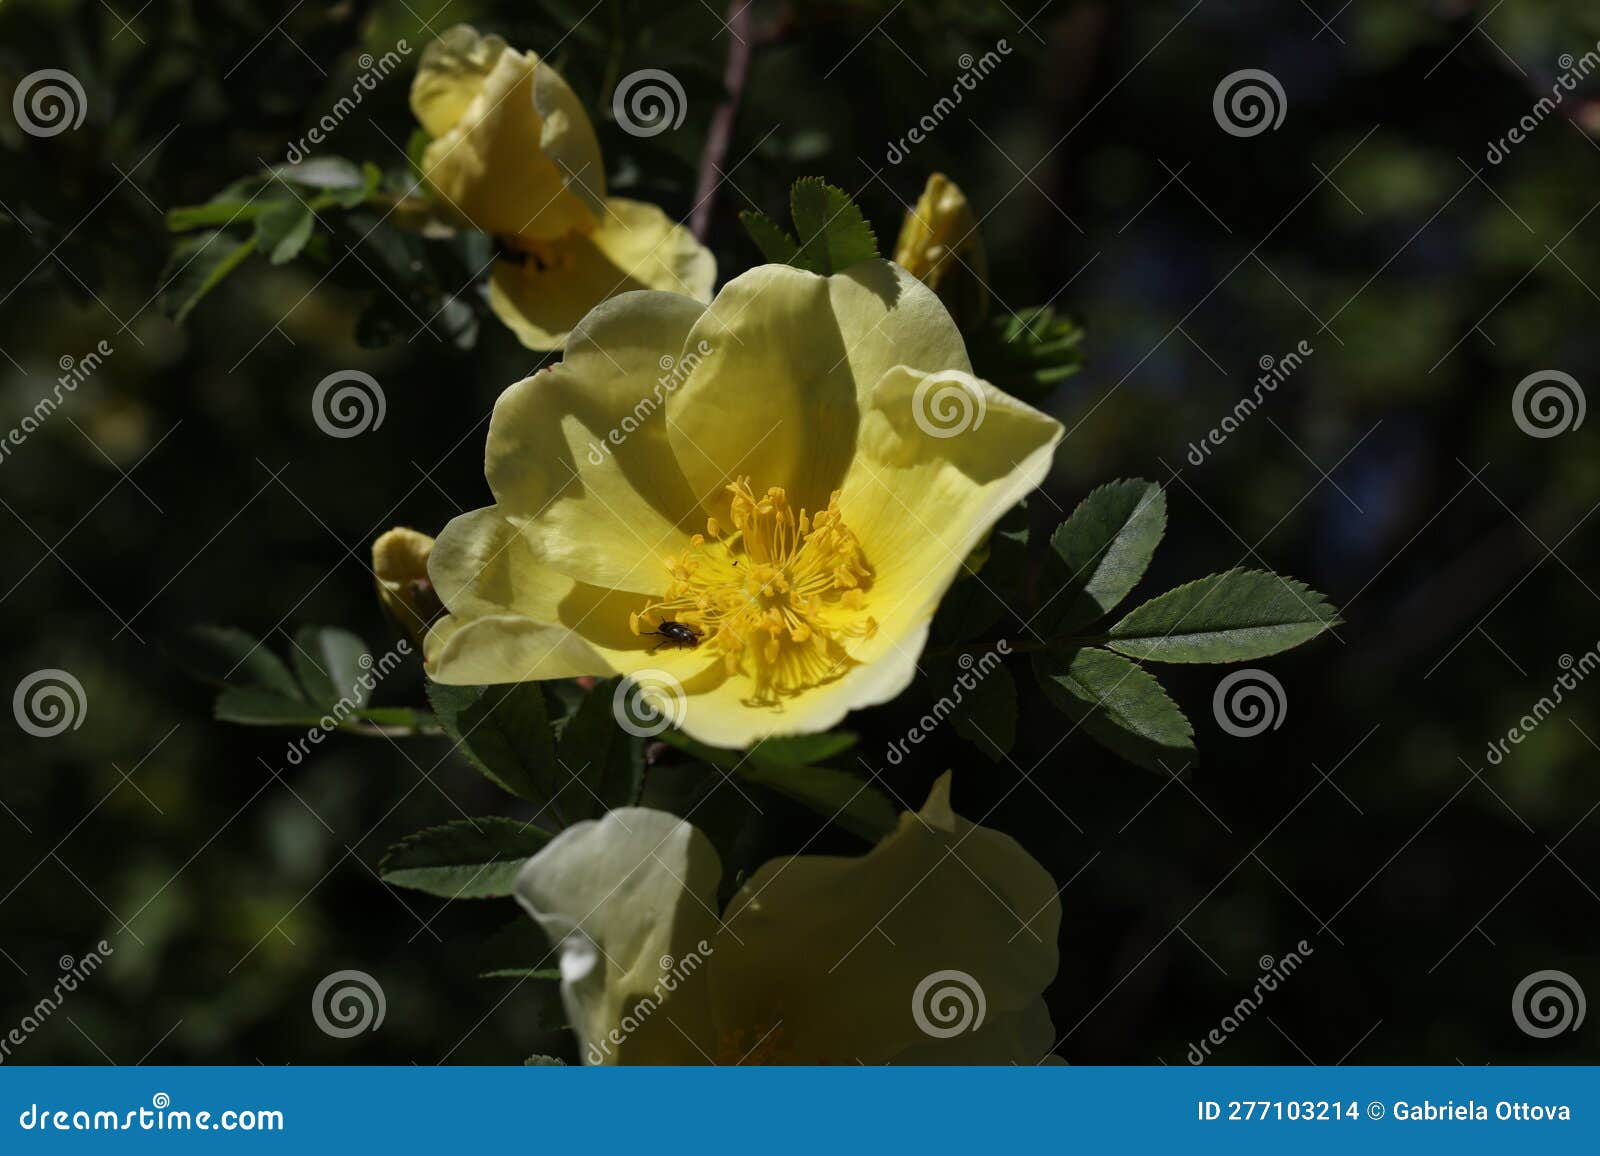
[739,210,799,264]
[739,762,897,841]
[1044,480,1167,633]
[172,625,305,700]
[949,663,1018,761]
[254,199,315,265]
[213,687,328,727]
[160,231,257,323]
[554,678,645,819]
[378,817,552,899]
[291,626,373,711]
[1034,648,1195,773]
[426,681,557,801]
[789,177,879,274]
[1105,570,1340,663]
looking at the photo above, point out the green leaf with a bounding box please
[1044,479,1167,633]
[159,231,257,323]
[378,817,552,900]
[554,679,645,819]
[172,625,304,700]
[949,663,1018,761]
[739,763,897,841]
[213,687,328,727]
[789,177,879,274]
[967,305,1084,398]
[748,731,858,767]
[405,128,432,179]
[291,626,373,711]
[1034,648,1196,773]
[272,156,365,190]
[1105,570,1341,663]
[426,681,557,801]
[930,509,1030,645]
[254,199,315,265]
[524,1054,566,1065]
[739,210,800,264]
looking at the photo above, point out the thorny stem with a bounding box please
[691,0,755,241]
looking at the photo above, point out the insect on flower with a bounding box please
[641,620,703,652]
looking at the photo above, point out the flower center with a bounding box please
[632,478,876,704]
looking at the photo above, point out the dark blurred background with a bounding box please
[1,0,1597,1064]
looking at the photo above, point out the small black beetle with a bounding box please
[641,620,703,652]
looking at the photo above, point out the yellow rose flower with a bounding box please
[409,25,715,350]
[424,258,1062,748]
[372,526,440,643]
[892,172,989,324]
[515,773,1061,1064]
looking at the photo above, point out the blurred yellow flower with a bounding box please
[409,25,715,349]
[372,526,439,643]
[892,172,989,324]
[423,259,1061,748]
[516,773,1061,1064]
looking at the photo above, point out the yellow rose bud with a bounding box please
[372,527,440,644]
[892,172,990,325]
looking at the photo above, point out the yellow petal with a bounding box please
[708,773,1061,1063]
[839,365,1062,665]
[483,291,709,594]
[487,199,715,351]
[424,504,714,686]
[516,809,724,1064]
[415,29,598,242]
[664,260,968,516]
[533,58,608,220]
